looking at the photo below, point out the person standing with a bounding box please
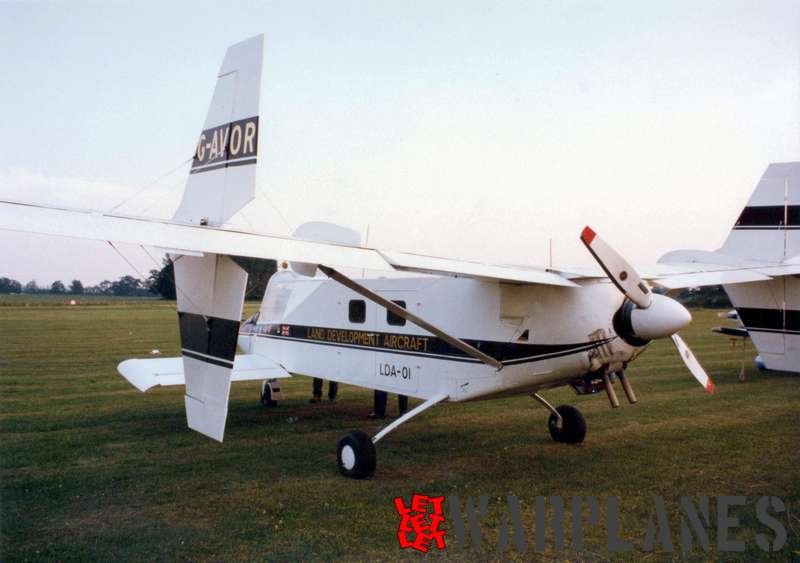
[310,378,338,403]
[369,390,408,419]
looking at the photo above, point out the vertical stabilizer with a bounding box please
[169,36,263,440]
[720,162,800,262]
[718,162,800,373]
[173,34,264,227]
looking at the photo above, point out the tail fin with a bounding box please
[720,162,800,262]
[170,36,264,440]
[718,162,800,373]
[173,34,264,227]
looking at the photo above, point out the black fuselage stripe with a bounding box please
[242,323,615,365]
[252,333,605,365]
[257,334,482,363]
[181,349,234,369]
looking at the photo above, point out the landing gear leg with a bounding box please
[532,393,587,444]
[336,393,448,479]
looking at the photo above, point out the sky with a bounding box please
[1,1,798,286]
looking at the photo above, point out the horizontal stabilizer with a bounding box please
[712,326,749,338]
[118,354,290,392]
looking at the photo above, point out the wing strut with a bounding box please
[318,265,503,370]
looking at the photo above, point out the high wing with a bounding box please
[5,198,797,291]
[0,200,579,288]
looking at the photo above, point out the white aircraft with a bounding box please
[1,35,798,479]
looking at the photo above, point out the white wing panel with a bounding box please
[0,202,584,287]
[0,202,390,271]
[380,250,579,287]
[654,270,772,290]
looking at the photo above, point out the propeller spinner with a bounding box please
[580,226,714,393]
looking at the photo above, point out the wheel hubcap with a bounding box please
[341,445,356,470]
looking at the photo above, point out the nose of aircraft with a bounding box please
[629,294,692,341]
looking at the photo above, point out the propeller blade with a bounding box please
[580,226,652,309]
[670,334,714,393]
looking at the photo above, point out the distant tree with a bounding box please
[96,280,113,295]
[676,285,732,308]
[23,280,40,294]
[69,280,84,294]
[0,277,22,293]
[147,257,176,299]
[110,275,143,296]
[51,280,66,294]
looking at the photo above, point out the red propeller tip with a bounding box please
[706,380,715,393]
[581,226,596,244]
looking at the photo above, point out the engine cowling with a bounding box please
[613,294,692,347]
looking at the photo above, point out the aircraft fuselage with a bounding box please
[237,271,641,402]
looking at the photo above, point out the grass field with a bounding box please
[1,298,798,560]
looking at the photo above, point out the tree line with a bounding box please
[1,257,277,299]
[0,275,151,297]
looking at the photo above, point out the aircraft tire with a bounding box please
[337,430,376,479]
[548,405,586,444]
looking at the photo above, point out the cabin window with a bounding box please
[387,300,406,326]
[349,300,366,323]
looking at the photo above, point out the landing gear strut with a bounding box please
[532,393,587,444]
[335,393,447,479]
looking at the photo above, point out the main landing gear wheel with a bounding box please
[548,405,587,444]
[337,430,376,479]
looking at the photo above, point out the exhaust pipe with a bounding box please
[617,371,637,404]
[602,372,620,408]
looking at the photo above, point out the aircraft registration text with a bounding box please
[191,116,259,174]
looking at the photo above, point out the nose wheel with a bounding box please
[547,404,586,444]
[532,393,587,444]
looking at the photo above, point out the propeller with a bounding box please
[671,334,715,392]
[580,226,651,309]
[580,226,714,394]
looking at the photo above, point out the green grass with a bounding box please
[1,302,798,560]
